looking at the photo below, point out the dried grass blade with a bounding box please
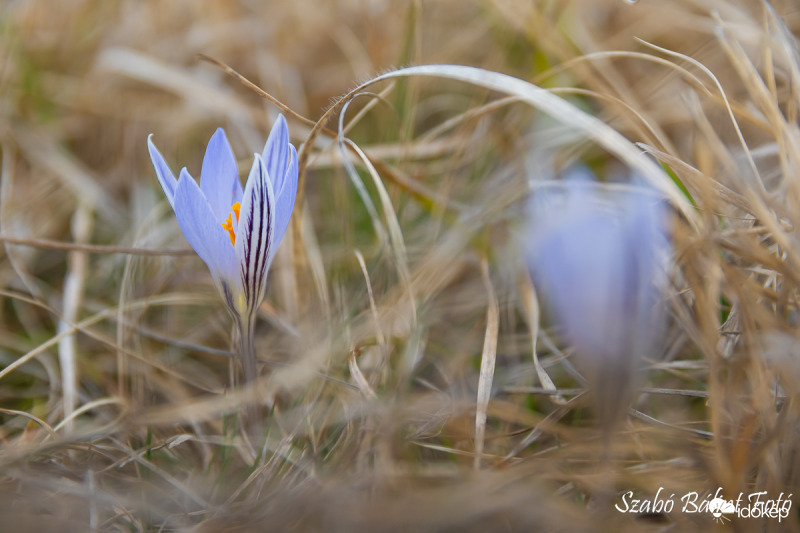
[355,250,385,346]
[0,235,193,256]
[474,259,498,470]
[0,408,57,441]
[300,201,330,318]
[348,349,377,400]
[57,203,92,432]
[345,138,416,327]
[519,273,564,404]
[365,64,696,224]
[51,397,124,434]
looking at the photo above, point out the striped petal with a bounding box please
[174,168,239,295]
[147,134,178,209]
[234,154,276,317]
[201,128,243,222]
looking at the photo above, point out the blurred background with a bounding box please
[1,0,800,531]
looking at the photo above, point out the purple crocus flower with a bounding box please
[147,116,298,381]
[526,179,669,425]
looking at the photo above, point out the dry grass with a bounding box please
[1,0,800,531]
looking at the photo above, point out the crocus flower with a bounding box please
[526,178,669,425]
[147,116,298,380]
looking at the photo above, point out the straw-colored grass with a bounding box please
[1,0,799,531]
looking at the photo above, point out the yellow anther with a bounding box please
[221,202,241,246]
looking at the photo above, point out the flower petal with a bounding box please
[527,184,630,358]
[526,180,671,426]
[235,154,276,316]
[148,134,177,208]
[273,143,298,254]
[550,211,628,356]
[174,168,239,293]
[623,189,669,348]
[201,128,243,222]
[261,115,290,198]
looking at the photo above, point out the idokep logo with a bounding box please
[615,488,794,524]
[706,497,736,524]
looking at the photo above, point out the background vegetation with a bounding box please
[1,0,799,531]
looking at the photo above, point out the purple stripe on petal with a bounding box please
[235,154,276,316]
[147,134,178,209]
[201,128,243,222]
[174,168,239,291]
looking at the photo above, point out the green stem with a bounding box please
[237,314,263,436]
[239,314,257,384]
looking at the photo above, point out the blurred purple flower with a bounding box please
[147,115,298,332]
[526,179,669,423]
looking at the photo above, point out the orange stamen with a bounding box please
[221,202,241,246]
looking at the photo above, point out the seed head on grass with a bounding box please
[147,115,298,382]
[526,176,670,427]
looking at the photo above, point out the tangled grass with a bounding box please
[1,0,799,531]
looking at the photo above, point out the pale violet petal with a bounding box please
[273,143,298,254]
[525,180,672,425]
[261,115,290,197]
[531,207,627,358]
[147,134,178,209]
[528,183,644,357]
[234,154,276,317]
[201,128,243,222]
[174,168,239,293]
[624,188,669,351]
